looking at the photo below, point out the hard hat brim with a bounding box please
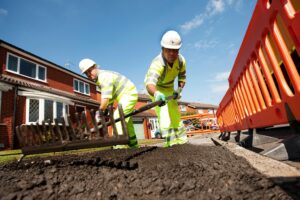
[81,64,97,74]
[161,43,182,50]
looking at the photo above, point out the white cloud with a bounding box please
[137,84,147,94]
[228,43,238,56]
[206,71,230,82]
[227,0,243,11]
[180,14,205,32]
[211,84,229,93]
[180,0,243,32]
[194,39,218,49]
[0,8,8,16]
[210,72,230,94]
[206,0,225,16]
[209,72,229,96]
[214,71,230,81]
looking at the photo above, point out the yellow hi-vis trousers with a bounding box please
[113,93,139,148]
[151,89,187,147]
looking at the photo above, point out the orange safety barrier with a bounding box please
[181,113,219,134]
[217,0,300,133]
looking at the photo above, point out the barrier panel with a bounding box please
[217,0,300,132]
[181,114,219,135]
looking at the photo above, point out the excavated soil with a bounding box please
[0,144,298,200]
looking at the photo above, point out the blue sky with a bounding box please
[0,0,256,105]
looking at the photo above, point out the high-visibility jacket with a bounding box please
[144,53,188,147]
[96,69,138,148]
[144,53,186,91]
[96,69,137,103]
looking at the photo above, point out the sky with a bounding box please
[0,0,256,105]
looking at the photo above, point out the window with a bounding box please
[6,53,47,81]
[179,105,186,112]
[26,98,69,124]
[73,79,90,95]
[7,54,18,72]
[198,109,204,114]
[56,102,63,119]
[20,59,36,78]
[44,99,53,121]
[96,86,101,92]
[29,99,39,122]
[38,67,46,80]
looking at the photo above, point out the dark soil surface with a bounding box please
[0,144,298,200]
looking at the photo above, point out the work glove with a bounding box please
[154,91,166,107]
[95,109,109,123]
[102,109,109,117]
[174,87,183,99]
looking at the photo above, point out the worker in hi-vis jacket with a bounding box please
[144,30,188,147]
[79,58,139,149]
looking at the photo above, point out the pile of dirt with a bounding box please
[0,145,296,199]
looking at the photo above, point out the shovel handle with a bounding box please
[95,94,177,130]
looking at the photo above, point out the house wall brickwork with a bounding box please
[0,89,15,149]
[1,47,97,100]
[0,41,100,149]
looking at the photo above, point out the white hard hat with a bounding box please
[79,58,96,74]
[161,30,182,49]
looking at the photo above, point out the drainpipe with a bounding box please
[11,85,18,149]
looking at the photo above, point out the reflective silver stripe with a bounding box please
[113,78,129,99]
[115,76,125,86]
[148,72,160,79]
[146,77,158,84]
[102,82,113,88]
[176,127,186,136]
[161,129,175,138]
[178,126,185,132]
[165,129,177,144]
[102,90,112,96]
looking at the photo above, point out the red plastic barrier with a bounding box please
[217,0,300,132]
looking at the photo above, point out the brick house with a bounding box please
[0,40,100,149]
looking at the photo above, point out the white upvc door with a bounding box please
[148,117,159,138]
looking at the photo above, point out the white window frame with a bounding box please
[96,86,101,92]
[179,105,186,112]
[73,79,90,96]
[198,109,204,114]
[26,98,69,124]
[6,53,47,82]
[75,104,86,114]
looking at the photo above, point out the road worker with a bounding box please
[79,58,139,149]
[144,30,188,147]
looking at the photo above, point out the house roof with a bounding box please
[178,100,190,105]
[133,112,157,118]
[188,102,218,109]
[0,39,94,84]
[137,93,218,109]
[0,74,100,106]
[138,93,151,101]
